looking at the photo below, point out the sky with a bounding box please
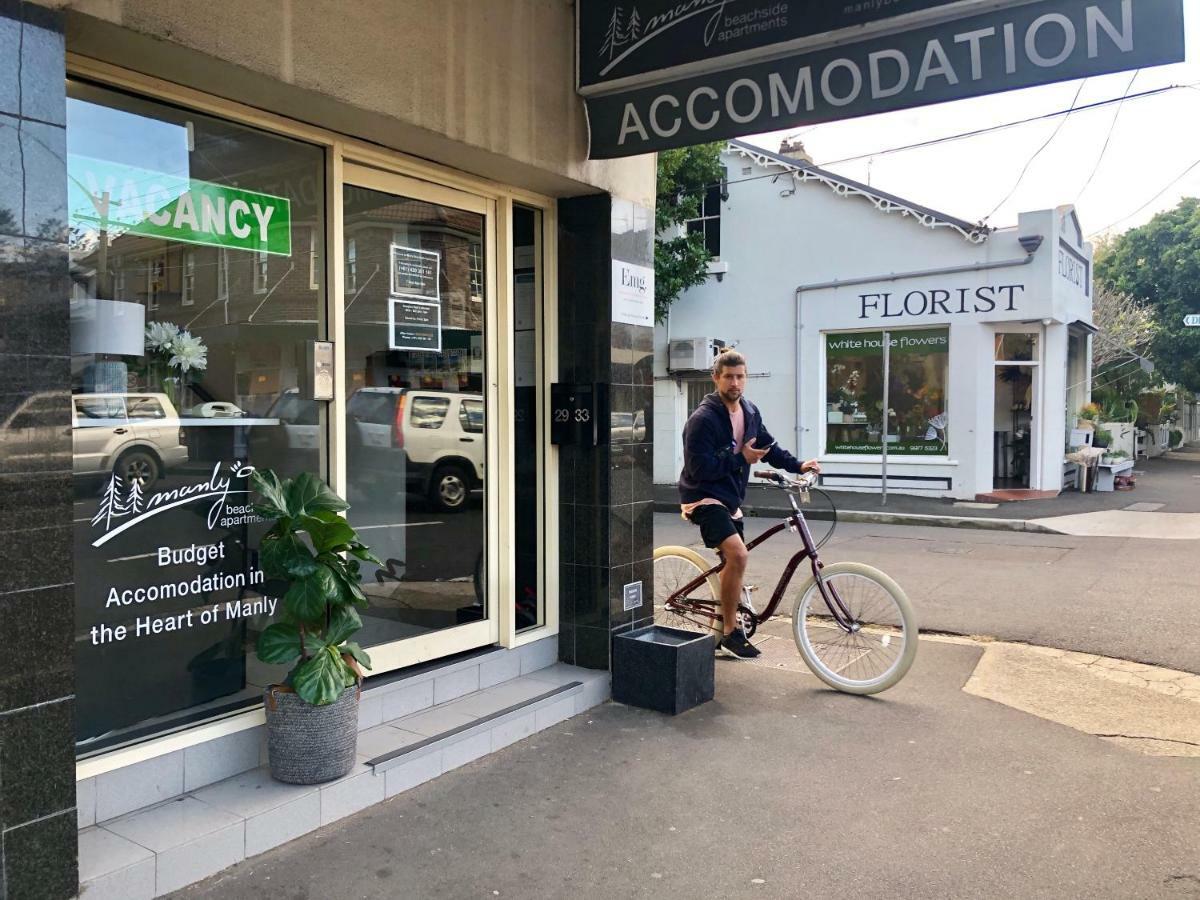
[744,1,1200,240]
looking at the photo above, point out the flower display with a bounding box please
[144,321,208,404]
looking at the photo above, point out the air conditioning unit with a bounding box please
[668,337,725,373]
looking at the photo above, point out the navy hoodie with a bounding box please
[678,393,805,511]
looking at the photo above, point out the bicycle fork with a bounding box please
[811,566,860,634]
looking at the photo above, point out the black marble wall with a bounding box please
[0,2,77,897]
[557,195,656,670]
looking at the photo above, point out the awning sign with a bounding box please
[582,0,1185,158]
[67,154,292,255]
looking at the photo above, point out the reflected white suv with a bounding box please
[72,393,188,488]
[347,388,484,512]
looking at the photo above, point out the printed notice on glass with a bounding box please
[612,260,654,327]
[390,298,442,352]
[391,245,441,301]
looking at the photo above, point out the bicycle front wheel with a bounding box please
[652,545,723,640]
[790,562,917,695]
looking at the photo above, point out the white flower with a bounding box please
[145,321,181,354]
[168,330,208,373]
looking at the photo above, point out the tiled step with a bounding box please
[78,663,608,899]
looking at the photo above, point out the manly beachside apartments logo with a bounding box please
[90,461,260,547]
[598,1,789,77]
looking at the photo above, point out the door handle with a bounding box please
[459,437,475,443]
[113,428,128,435]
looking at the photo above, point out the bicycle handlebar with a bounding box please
[754,470,819,491]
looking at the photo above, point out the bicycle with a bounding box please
[653,471,918,695]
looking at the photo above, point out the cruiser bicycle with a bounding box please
[653,471,918,695]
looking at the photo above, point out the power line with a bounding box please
[1087,156,1200,237]
[1075,69,1139,204]
[982,78,1088,223]
[672,83,1196,202]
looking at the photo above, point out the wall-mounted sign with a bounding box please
[578,0,965,90]
[390,298,443,352]
[391,245,441,301]
[612,260,654,327]
[1057,240,1091,297]
[67,154,292,255]
[583,0,1185,158]
[623,580,643,612]
[856,284,1025,321]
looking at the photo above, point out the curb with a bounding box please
[652,501,1062,534]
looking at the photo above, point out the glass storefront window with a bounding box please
[340,183,487,648]
[825,328,950,455]
[67,81,324,754]
[995,332,1038,361]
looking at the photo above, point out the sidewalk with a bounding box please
[175,639,1200,900]
[654,445,1200,533]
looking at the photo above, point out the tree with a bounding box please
[1094,198,1200,392]
[654,142,725,322]
[1090,283,1158,370]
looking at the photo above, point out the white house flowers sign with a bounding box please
[145,321,207,404]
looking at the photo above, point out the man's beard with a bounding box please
[718,387,741,404]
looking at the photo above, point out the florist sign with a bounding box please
[68,154,292,256]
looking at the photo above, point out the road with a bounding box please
[656,513,1200,675]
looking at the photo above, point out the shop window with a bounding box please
[66,79,324,756]
[825,328,950,455]
[345,238,357,292]
[253,250,269,294]
[181,251,195,306]
[685,180,723,258]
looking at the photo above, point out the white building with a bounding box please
[655,140,1096,501]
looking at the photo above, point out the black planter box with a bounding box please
[612,625,715,715]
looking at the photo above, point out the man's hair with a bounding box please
[712,349,746,376]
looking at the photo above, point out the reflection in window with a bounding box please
[410,396,450,428]
[66,79,324,754]
[825,328,949,455]
[995,332,1038,362]
[345,238,357,293]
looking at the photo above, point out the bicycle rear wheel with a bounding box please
[790,562,917,695]
[652,546,722,639]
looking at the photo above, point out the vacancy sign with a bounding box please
[581,0,1185,158]
[68,154,292,255]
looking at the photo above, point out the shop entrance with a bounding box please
[992,333,1040,491]
[336,165,498,671]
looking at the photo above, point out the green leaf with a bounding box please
[287,472,349,518]
[342,641,372,671]
[324,605,362,647]
[300,515,356,553]
[292,646,349,705]
[330,567,366,605]
[348,542,383,566]
[260,534,319,580]
[302,629,327,657]
[256,623,302,664]
[283,567,339,622]
[251,469,290,520]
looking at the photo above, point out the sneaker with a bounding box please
[719,629,761,659]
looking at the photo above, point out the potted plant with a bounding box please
[251,469,381,784]
[1092,426,1112,449]
[1077,402,1100,428]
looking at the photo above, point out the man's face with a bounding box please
[713,364,747,404]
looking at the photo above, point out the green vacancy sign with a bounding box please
[68,154,292,256]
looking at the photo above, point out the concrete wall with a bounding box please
[45,0,655,204]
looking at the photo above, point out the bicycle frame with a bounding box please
[668,489,857,632]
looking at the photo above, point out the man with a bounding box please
[679,349,820,659]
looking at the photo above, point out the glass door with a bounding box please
[338,165,497,670]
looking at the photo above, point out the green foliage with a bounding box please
[1093,426,1113,448]
[1094,198,1200,392]
[654,142,725,322]
[251,470,381,705]
[1170,429,1184,448]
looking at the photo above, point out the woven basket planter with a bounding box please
[264,684,359,784]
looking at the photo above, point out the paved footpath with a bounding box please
[176,641,1200,900]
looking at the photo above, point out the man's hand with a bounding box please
[801,459,822,474]
[741,438,772,465]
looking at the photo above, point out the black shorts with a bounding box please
[687,504,745,549]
